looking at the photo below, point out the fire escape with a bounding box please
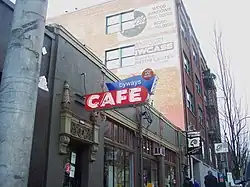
[203,69,222,169]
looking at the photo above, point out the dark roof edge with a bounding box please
[1,0,15,10]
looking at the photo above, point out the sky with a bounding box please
[183,0,250,102]
[11,0,250,111]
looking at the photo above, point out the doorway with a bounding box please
[63,140,89,187]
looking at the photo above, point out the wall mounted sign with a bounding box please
[187,131,202,155]
[85,86,149,111]
[141,68,154,80]
[106,69,158,95]
[214,143,228,154]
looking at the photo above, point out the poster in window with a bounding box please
[71,152,76,164]
[69,165,75,178]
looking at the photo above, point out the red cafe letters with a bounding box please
[85,86,149,111]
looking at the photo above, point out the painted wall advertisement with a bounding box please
[116,34,179,75]
[111,0,184,130]
[118,0,177,41]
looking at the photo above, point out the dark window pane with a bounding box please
[119,126,124,144]
[114,149,124,187]
[143,158,158,187]
[124,129,128,146]
[104,121,113,139]
[114,124,118,142]
[129,132,133,148]
[124,152,133,187]
[104,146,114,187]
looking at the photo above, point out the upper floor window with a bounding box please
[198,106,203,125]
[104,120,134,148]
[105,45,135,69]
[143,137,154,155]
[192,46,199,66]
[186,88,194,113]
[106,10,134,34]
[183,52,191,75]
[195,75,202,94]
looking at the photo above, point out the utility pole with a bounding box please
[0,0,47,186]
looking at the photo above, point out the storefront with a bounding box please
[142,137,158,187]
[103,119,135,187]
[165,150,177,187]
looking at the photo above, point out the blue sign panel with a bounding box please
[106,75,158,95]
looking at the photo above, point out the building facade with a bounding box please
[47,0,223,182]
[0,1,188,187]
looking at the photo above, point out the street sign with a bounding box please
[214,143,228,153]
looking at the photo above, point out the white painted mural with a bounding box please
[118,0,178,41]
[115,33,179,75]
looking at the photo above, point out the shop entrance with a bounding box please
[63,140,89,187]
[143,158,158,187]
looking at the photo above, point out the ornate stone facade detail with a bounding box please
[90,143,99,162]
[58,81,101,163]
[89,111,100,162]
[61,80,71,110]
[70,122,93,141]
[59,135,71,154]
[90,111,99,124]
[100,111,107,121]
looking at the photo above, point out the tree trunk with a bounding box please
[0,0,47,186]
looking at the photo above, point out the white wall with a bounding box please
[191,157,218,187]
[196,162,218,186]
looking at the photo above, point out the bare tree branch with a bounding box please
[213,26,249,179]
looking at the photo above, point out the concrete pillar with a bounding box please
[158,155,165,187]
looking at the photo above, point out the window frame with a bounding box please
[106,10,134,34]
[198,106,203,125]
[186,88,194,113]
[195,75,202,94]
[103,146,134,187]
[183,52,191,75]
[105,45,135,69]
[192,45,199,66]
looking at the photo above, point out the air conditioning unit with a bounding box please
[154,147,165,156]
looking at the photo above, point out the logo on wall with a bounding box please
[120,11,147,38]
[187,131,202,155]
[142,68,154,80]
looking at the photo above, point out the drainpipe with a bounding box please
[137,107,144,187]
